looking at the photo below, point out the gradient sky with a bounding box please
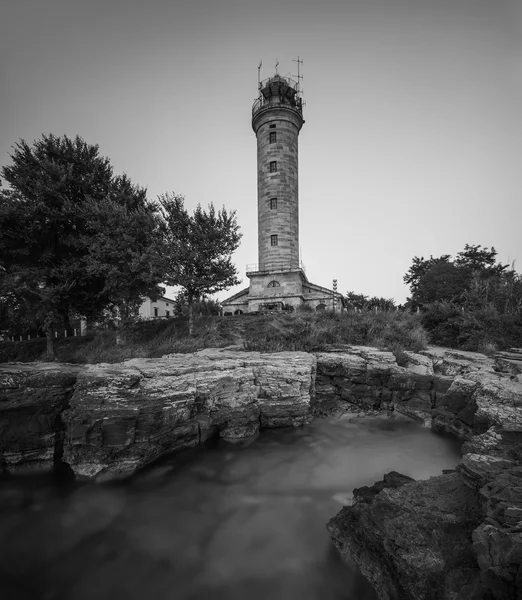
[2,0,521,304]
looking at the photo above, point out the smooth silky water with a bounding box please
[0,414,462,600]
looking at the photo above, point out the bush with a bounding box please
[420,301,522,351]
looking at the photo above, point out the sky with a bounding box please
[1,0,521,304]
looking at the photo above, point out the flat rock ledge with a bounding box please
[322,346,522,600]
[0,349,315,480]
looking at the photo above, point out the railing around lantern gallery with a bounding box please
[246,261,307,276]
[252,95,303,118]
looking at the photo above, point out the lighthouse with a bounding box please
[221,65,345,314]
[252,74,304,272]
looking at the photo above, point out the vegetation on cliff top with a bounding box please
[0,310,427,364]
[0,134,241,359]
[403,244,522,352]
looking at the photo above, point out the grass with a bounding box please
[241,310,428,357]
[0,310,429,364]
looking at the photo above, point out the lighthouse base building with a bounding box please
[221,71,345,315]
[222,268,344,314]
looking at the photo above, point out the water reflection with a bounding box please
[0,414,461,600]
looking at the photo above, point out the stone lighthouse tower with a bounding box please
[252,74,304,272]
[221,67,345,314]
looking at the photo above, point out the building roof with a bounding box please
[220,287,250,305]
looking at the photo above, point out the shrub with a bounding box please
[420,301,522,351]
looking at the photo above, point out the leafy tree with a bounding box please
[403,255,452,310]
[367,296,396,311]
[0,134,165,359]
[345,291,395,311]
[455,244,505,273]
[173,290,221,317]
[345,291,369,310]
[159,193,241,335]
[404,244,522,351]
[79,193,166,342]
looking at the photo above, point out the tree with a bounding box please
[403,255,452,310]
[159,193,241,335]
[454,244,505,273]
[345,291,395,311]
[345,291,369,310]
[0,134,165,358]
[403,244,522,351]
[79,192,166,342]
[173,290,221,317]
[404,245,510,312]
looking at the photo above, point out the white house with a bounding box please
[138,295,176,319]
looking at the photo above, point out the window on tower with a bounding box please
[268,280,280,287]
[269,161,277,173]
[269,124,276,129]
[270,198,277,210]
[271,235,278,246]
[269,132,277,143]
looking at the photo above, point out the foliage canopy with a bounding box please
[159,192,242,334]
[0,134,165,358]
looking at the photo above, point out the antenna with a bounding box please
[258,60,262,93]
[292,56,303,93]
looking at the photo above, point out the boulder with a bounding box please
[327,472,483,600]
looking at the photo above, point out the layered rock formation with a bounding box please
[0,349,315,479]
[324,347,522,600]
[2,344,521,598]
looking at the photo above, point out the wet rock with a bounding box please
[1,350,315,480]
[328,471,484,600]
[326,346,522,600]
[0,363,80,473]
[314,347,436,423]
[352,471,414,504]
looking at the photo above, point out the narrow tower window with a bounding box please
[268,280,280,287]
[270,198,277,210]
[269,124,276,129]
[269,161,277,173]
[269,132,277,143]
[271,235,278,246]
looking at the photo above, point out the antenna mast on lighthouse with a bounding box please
[257,60,262,94]
[292,56,303,94]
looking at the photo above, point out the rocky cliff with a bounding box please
[2,344,521,598]
[0,349,315,480]
[323,346,522,600]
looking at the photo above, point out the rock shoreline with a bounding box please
[1,344,521,598]
[322,346,522,600]
[0,349,315,480]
